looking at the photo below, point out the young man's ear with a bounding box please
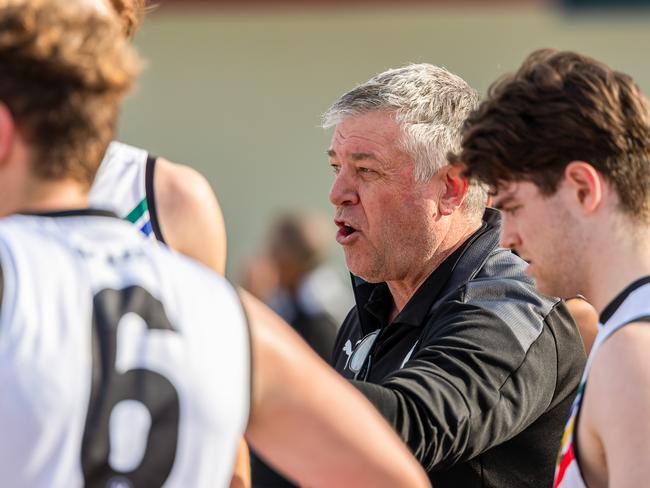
[563,161,605,215]
[0,103,16,168]
[438,164,469,216]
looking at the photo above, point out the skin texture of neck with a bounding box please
[12,178,88,216]
[386,216,482,318]
[582,222,650,316]
[583,215,650,314]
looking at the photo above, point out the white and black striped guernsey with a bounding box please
[90,141,164,242]
[0,210,250,488]
[554,277,650,488]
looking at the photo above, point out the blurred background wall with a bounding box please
[118,0,650,279]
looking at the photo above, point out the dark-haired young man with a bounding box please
[0,2,430,487]
[453,48,650,488]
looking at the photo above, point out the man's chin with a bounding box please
[345,258,383,283]
[533,275,574,300]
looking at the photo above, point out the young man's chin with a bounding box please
[526,264,549,295]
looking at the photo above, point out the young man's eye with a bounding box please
[503,206,521,216]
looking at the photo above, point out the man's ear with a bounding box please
[0,103,16,168]
[438,164,469,216]
[563,161,604,216]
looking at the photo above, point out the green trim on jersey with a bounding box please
[126,198,148,224]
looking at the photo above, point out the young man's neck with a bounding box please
[584,221,650,315]
[14,178,88,215]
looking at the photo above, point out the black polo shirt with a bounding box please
[331,209,586,488]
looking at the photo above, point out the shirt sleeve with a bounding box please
[351,299,560,472]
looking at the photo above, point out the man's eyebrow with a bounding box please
[491,193,515,210]
[350,152,376,161]
[326,150,378,162]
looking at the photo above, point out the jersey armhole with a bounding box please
[145,155,166,244]
[235,289,254,427]
[572,380,589,486]
[573,315,650,483]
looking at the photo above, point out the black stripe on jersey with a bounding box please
[145,155,166,244]
[600,276,650,323]
[20,209,119,219]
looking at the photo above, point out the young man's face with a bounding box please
[493,180,585,299]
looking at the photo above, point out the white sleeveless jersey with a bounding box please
[554,279,650,488]
[0,211,251,488]
[90,141,163,242]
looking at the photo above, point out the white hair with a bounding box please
[322,64,487,216]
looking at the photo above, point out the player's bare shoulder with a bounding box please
[153,157,227,275]
[578,321,650,487]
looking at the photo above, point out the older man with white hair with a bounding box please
[325,64,586,487]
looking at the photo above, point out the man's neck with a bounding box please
[386,219,482,316]
[583,223,650,315]
[15,178,88,214]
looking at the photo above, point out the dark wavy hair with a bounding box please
[450,49,650,219]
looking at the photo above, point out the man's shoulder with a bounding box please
[462,247,561,319]
[427,246,578,353]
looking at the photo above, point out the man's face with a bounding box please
[494,180,584,298]
[328,111,442,283]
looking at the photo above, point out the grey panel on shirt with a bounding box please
[464,250,557,352]
[464,278,556,351]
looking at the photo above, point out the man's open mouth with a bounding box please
[335,220,359,243]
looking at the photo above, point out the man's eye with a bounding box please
[502,206,521,216]
[331,164,341,175]
[358,167,375,175]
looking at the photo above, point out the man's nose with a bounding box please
[499,221,522,251]
[329,169,359,207]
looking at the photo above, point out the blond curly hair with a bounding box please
[109,0,146,37]
[0,0,141,186]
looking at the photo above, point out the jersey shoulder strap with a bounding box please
[90,141,165,243]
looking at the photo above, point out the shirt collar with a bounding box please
[600,275,650,324]
[18,208,119,219]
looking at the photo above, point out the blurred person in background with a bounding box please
[0,2,431,487]
[243,211,351,488]
[453,48,650,488]
[324,63,586,487]
[243,211,351,360]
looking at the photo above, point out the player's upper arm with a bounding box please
[239,290,430,488]
[585,321,650,488]
[154,158,227,275]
